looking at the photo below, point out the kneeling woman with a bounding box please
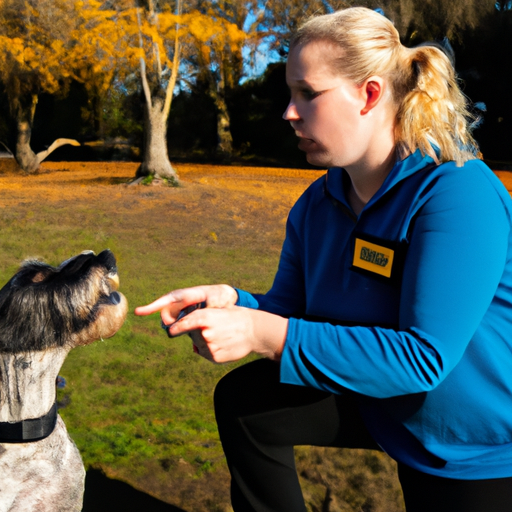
[136,7,512,512]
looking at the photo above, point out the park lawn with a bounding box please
[1,160,509,511]
[0,160,323,511]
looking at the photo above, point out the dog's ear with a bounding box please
[0,263,49,296]
[53,252,97,285]
[8,261,56,288]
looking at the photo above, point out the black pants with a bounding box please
[214,359,512,512]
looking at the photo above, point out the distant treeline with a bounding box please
[0,2,511,170]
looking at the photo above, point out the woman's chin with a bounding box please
[305,151,332,169]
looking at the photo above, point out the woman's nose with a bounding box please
[283,101,300,121]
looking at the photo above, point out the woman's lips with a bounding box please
[297,137,316,152]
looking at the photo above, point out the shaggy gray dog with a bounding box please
[0,250,128,512]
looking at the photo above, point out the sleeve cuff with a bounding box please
[234,288,260,309]
[280,318,315,388]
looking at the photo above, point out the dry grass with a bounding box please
[494,171,512,193]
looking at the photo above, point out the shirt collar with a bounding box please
[325,149,436,211]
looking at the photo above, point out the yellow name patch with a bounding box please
[353,238,395,278]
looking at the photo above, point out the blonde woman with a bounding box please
[136,7,512,511]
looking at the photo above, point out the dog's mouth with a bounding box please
[98,272,124,307]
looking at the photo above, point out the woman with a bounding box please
[135,7,512,511]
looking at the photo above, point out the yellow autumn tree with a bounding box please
[110,1,252,179]
[0,0,124,173]
[66,0,140,140]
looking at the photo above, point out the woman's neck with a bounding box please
[345,143,397,216]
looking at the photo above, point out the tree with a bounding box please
[113,1,183,182]
[452,5,512,162]
[352,0,497,44]
[259,0,498,52]
[68,0,138,143]
[0,0,122,173]
[182,4,248,159]
[259,0,350,53]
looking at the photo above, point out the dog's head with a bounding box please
[0,250,128,353]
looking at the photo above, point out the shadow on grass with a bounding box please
[82,469,186,512]
[50,177,131,185]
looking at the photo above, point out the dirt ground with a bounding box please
[1,159,509,202]
[0,159,321,204]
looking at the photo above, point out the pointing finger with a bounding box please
[135,287,208,317]
[134,291,182,316]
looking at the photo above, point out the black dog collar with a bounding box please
[0,402,57,443]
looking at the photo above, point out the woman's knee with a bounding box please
[213,368,238,422]
[214,359,281,423]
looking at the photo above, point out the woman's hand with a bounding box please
[135,285,288,363]
[134,284,238,325]
[171,307,288,363]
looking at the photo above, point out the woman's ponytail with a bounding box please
[395,45,480,166]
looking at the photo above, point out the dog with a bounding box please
[0,250,128,512]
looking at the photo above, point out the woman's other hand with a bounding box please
[173,307,288,363]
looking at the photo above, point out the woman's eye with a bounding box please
[302,90,319,100]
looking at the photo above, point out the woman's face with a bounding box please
[284,41,371,169]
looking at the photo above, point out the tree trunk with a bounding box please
[11,93,80,174]
[14,94,40,174]
[136,96,179,182]
[208,62,233,160]
[215,92,233,160]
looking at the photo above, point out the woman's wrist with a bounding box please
[249,309,288,361]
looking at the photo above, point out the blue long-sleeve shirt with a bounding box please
[236,149,512,479]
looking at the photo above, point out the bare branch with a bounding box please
[147,0,163,84]
[0,141,14,156]
[163,0,181,118]
[136,3,153,108]
[36,139,81,165]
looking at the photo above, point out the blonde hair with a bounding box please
[290,7,480,166]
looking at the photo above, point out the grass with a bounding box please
[8,159,504,510]
[0,160,316,511]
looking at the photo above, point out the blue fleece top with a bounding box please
[236,149,512,479]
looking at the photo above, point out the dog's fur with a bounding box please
[0,250,128,512]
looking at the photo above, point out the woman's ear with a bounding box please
[360,77,385,115]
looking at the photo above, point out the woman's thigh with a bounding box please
[214,358,380,450]
[398,463,512,512]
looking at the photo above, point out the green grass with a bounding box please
[0,171,283,509]
[0,164,405,511]
[58,320,242,476]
